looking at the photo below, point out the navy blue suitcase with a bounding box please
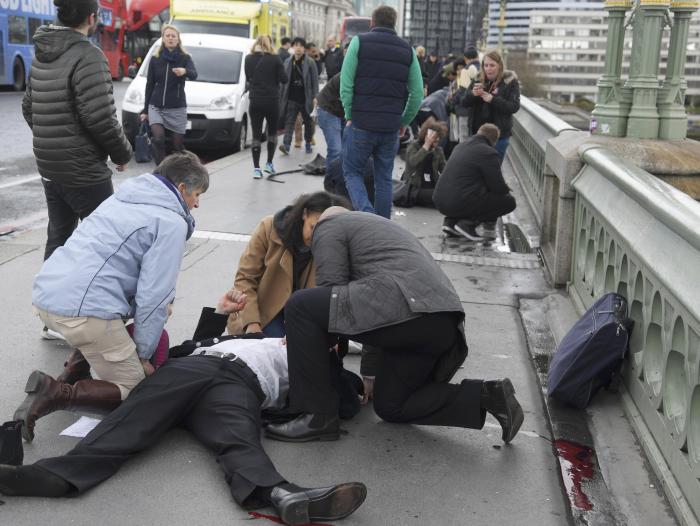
[548,292,632,408]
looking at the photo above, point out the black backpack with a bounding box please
[547,292,633,408]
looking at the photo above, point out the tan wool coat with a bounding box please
[227,215,315,335]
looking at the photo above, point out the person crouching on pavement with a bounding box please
[393,117,447,208]
[15,151,208,442]
[227,191,351,338]
[433,123,516,241]
[265,208,524,445]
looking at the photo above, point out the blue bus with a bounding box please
[0,1,56,90]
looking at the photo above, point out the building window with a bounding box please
[9,16,28,44]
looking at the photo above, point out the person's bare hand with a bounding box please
[481,92,494,103]
[139,113,148,122]
[140,359,155,377]
[361,376,375,405]
[116,164,127,172]
[216,289,247,315]
[172,67,186,77]
[472,84,484,97]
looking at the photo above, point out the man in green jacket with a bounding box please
[339,5,423,218]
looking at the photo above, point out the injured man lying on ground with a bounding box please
[0,290,366,526]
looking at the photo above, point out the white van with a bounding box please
[121,33,253,152]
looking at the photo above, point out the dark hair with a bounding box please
[281,37,291,46]
[54,0,98,28]
[292,37,306,47]
[477,123,500,145]
[305,42,317,49]
[372,5,397,28]
[279,191,351,248]
[464,46,478,60]
[154,150,209,192]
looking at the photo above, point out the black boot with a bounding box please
[265,413,340,442]
[481,378,524,443]
[0,464,71,497]
[270,482,367,526]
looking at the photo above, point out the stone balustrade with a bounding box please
[509,96,700,524]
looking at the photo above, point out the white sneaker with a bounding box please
[41,326,65,341]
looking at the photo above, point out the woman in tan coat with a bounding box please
[227,191,351,336]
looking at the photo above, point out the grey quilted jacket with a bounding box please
[22,26,132,187]
[312,212,468,381]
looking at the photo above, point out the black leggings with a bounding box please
[249,100,279,168]
[150,123,184,166]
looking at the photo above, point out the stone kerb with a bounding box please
[571,144,700,525]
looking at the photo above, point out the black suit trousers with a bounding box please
[36,355,285,507]
[284,287,485,429]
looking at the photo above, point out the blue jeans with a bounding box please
[342,123,398,218]
[495,136,510,164]
[317,107,342,167]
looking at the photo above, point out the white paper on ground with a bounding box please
[60,416,102,438]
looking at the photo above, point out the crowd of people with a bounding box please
[2,2,527,525]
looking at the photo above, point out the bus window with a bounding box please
[9,16,28,44]
[28,18,42,39]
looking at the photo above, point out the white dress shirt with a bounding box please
[190,338,289,409]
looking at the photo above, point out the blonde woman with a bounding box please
[244,35,288,179]
[140,24,197,164]
[460,49,520,162]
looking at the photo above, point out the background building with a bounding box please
[527,9,700,105]
[355,0,404,34]
[485,0,601,52]
[403,0,487,55]
[291,0,354,44]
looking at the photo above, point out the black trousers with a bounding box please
[284,287,485,429]
[42,178,114,260]
[444,192,516,224]
[249,99,279,144]
[36,355,285,507]
[282,100,313,146]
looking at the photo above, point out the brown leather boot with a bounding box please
[56,349,91,384]
[13,370,122,442]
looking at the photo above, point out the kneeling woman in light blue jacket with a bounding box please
[15,151,208,442]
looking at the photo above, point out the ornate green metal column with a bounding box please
[625,0,671,139]
[591,0,633,136]
[657,0,699,139]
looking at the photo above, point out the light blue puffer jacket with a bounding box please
[33,174,194,359]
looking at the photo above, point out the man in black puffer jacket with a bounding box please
[22,0,132,261]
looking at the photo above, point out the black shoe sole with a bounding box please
[12,370,47,443]
[278,482,367,525]
[308,482,367,522]
[500,379,524,443]
[264,429,341,443]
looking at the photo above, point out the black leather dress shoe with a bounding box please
[481,378,524,443]
[265,413,340,442]
[270,482,367,525]
[0,464,71,497]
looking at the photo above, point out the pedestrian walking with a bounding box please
[227,192,351,338]
[22,0,132,263]
[279,37,319,155]
[340,5,424,218]
[277,36,291,60]
[424,50,442,86]
[433,124,516,240]
[140,24,198,165]
[460,49,520,162]
[15,152,208,442]
[265,209,524,445]
[244,35,288,179]
[322,35,343,79]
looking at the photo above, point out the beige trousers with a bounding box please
[35,307,145,399]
